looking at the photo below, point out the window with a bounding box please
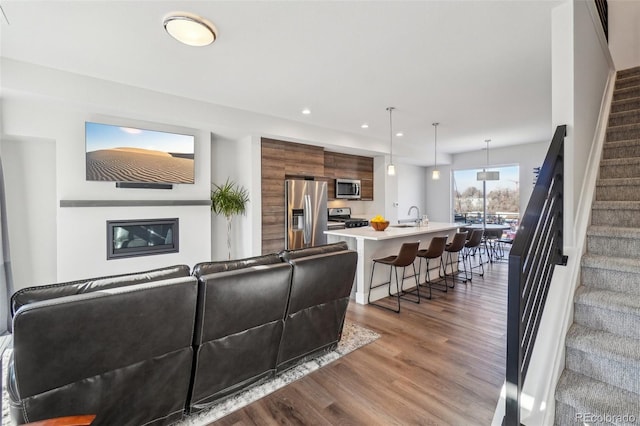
[453,165,519,226]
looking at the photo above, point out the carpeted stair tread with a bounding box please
[611,97,640,114]
[614,86,640,102]
[596,176,640,186]
[582,253,640,274]
[587,225,640,239]
[555,370,640,425]
[615,73,640,91]
[602,139,640,160]
[567,324,640,366]
[609,109,640,127]
[592,200,640,210]
[575,286,640,316]
[617,66,640,79]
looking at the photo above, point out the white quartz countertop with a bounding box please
[324,222,459,241]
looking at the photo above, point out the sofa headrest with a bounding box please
[279,241,349,262]
[11,264,191,316]
[192,253,282,278]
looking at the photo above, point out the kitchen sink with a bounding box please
[390,224,418,228]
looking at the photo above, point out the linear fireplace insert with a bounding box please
[107,218,179,260]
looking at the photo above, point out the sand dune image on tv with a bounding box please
[86,147,194,184]
[85,121,195,184]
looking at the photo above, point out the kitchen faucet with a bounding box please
[408,205,420,223]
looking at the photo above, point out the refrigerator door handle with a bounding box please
[304,194,312,244]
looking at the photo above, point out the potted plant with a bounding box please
[211,178,250,259]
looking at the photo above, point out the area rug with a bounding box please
[1,321,379,425]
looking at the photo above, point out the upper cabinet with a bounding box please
[324,151,374,200]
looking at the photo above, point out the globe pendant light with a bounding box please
[432,122,440,180]
[387,107,396,176]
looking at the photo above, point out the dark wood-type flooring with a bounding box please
[212,258,508,425]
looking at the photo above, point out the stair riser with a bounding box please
[602,143,640,159]
[615,75,640,91]
[595,185,640,201]
[611,98,640,114]
[582,265,640,295]
[606,126,640,142]
[587,235,640,258]
[614,87,640,102]
[609,110,640,127]
[574,304,640,339]
[591,209,640,228]
[566,348,640,394]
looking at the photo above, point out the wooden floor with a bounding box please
[212,258,509,426]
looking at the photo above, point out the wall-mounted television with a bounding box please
[85,121,195,184]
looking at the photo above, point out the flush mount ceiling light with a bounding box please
[477,139,500,181]
[386,107,396,176]
[432,122,440,180]
[301,108,311,115]
[163,12,217,47]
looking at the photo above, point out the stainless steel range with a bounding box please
[328,207,369,228]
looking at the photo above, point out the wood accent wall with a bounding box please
[261,138,325,254]
[261,138,374,254]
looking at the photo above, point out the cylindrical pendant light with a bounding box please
[387,107,396,176]
[432,122,440,180]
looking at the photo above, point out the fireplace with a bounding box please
[107,218,179,260]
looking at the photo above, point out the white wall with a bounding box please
[396,163,427,222]
[609,0,640,70]
[425,141,549,223]
[1,58,391,283]
[1,136,57,290]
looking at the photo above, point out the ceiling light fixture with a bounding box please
[387,107,396,176]
[395,132,404,137]
[361,123,369,129]
[432,122,440,180]
[477,139,500,181]
[301,108,311,115]
[163,12,217,47]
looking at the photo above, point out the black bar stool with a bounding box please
[440,232,468,288]
[414,236,448,298]
[367,242,420,313]
[463,229,485,280]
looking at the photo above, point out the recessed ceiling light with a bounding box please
[361,123,369,129]
[302,108,311,115]
[163,12,217,47]
[396,132,404,137]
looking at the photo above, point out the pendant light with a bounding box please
[432,122,440,180]
[387,107,396,176]
[477,139,500,181]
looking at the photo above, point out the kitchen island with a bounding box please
[325,222,460,305]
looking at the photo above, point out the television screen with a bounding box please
[85,121,195,184]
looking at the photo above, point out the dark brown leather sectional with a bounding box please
[7,242,357,425]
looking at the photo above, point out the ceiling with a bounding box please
[0,1,557,165]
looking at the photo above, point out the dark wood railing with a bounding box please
[595,0,608,42]
[503,125,567,425]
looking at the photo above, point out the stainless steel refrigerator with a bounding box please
[285,179,328,249]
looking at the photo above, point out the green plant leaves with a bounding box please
[210,178,250,219]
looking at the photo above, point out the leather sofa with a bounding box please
[7,242,357,425]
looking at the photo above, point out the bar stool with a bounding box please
[440,232,468,289]
[367,242,420,313]
[463,229,485,280]
[414,236,448,299]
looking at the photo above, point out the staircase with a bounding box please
[555,67,640,425]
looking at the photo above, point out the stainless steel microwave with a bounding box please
[335,178,361,199]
